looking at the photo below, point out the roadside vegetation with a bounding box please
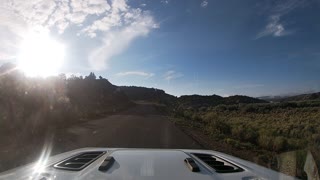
[0,67,131,138]
[172,101,320,178]
[0,64,132,171]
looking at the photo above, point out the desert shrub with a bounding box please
[257,154,271,165]
[243,128,259,144]
[215,105,227,112]
[279,102,298,108]
[227,105,239,111]
[312,134,320,146]
[241,105,258,113]
[198,106,207,112]
[202,111,218,122]
[183,110,193,119]
[191,114,202,121]
[231,125,245,138]
[208,119,231,135]
[258,134,273,150]
[273,136,287,152]
[287,138,307,149]
[225,138,241,148]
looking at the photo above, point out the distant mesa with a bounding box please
[259,92,320,102]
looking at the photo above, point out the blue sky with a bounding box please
[1,0,320,97]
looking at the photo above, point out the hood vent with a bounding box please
[53,151,106,171]
[192,153,244,173]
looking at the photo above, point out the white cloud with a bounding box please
[88,12,157,70]
[255,0,308,39]
[164,70,183,81]
[0,0,158,69]
[9,0,57,27]
[78,0,158,70]
[70,0,110,15]
[201,0,208,8]
[66,12,87,25]
[46,0,71,33]
[0,6,27,60]
[255,15,292,39]
[115,71,154,78]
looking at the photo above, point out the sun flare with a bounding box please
[17,31,65,77]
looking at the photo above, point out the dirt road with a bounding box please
[0,103,201,172]
[54,104,202,152]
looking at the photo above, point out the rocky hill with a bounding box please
[120,86,177,105]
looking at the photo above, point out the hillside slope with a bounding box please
[259,92,320,102]
[120,86,177,105]
[279,92,320,102]
[178,94,267,108]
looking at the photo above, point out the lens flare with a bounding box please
[17,31,65,77]
[30,135,53,180]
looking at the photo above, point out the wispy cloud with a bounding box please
[201,0,209,8]
[0,0,158,69]
[255,15,293,39]
[255,0,308,39]
[116,71,154,78]
[272,0,307,16]
[161,0,170,5]
[88,12,157,70]
[84,1,158,70]
[163,70,183,81]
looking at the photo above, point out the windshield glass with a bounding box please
[0,0,319,179]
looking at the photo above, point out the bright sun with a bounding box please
[17,31,65,77]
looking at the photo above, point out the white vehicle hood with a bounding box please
[0,148,297,180]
